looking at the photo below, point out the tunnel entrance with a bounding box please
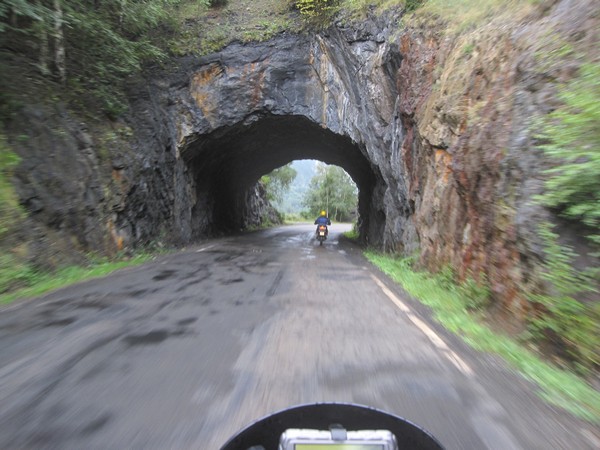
[181,114,378,242]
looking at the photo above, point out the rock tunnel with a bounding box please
[181,114,379,242]
[166,30,403,249]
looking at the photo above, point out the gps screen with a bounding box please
[295,445,384,450]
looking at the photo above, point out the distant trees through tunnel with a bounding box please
[181,115,381,243]
[263,160,358,223]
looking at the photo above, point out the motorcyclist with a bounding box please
[314,210,331,236]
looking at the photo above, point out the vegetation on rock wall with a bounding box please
[527,224,599,373]
[0,134,22,237]
[1,0,192,116]
[0,133,29,295]
[528,61,600,373]
[536,62,600,248]
[295,0,339,18]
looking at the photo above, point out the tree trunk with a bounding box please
[37,0,50,76]
[119,0,126,30]
[53,0,66,84]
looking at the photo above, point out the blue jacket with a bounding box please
[315,216,331,226]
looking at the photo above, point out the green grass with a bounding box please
[283,212,312,223]
[342,228,359,241]
[412,0,539,32]
[0,254,153,306]
[342,222,359,242]
[167,0,300,56]
[365,251,600,423]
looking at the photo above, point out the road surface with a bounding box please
[0,224,598,449]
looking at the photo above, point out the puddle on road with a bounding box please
[79,413,112,436]
[123,330,169,346]
[219,277,244,285]
[177,317,198,326]
[44,317,77,327]
[300,247,316,260]
[152,270,177,281]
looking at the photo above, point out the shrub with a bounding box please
[0,134,24,237]
[295,0,339,19]
[536,62,600,248]
[527,223,599,373]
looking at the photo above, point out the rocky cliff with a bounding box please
[3,0,597,315]
[395,0,598,314]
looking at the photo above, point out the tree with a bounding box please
[1,0,194,115]
[261,163,297,206]
[53,0,65,84]
[302,163,357,222]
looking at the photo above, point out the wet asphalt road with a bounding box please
[0,224,598,449]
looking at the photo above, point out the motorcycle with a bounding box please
[221,403,443,450]
[316,225,328,246]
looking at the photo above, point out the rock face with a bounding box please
[163,14,405,248]
[5,1,597,312]
[394,1,598,314]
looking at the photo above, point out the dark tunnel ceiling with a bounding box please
[184,115,376,192]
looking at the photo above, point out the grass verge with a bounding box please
[365,251,600,423]
[342,228,359,241]
[0,254,153,306]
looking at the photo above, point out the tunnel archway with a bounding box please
[181,114,380,242]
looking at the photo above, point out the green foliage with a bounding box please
[283,212,311,223]
[168,0,296,56]
[0,0,48,33]
[435,265,491,311]
[302,163,357,222]
[0,254,38,295]
[342,222,359,241]
[404,0,425,12]
[414,0,539,32]
[365,251,600,422]
[276,160,316,215]
[0,253,153,304]
[536,62,600,247]
[530,62,600,374]
[1,1,191,115]
[261,163,298,205]
[295,0,339,23]
[462,42,475,55]
[0,134,24,237]
[527,223,599,373]
[63,1,181,115]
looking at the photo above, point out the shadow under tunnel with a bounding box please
[182,114,384,244]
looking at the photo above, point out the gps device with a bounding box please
[279,427,398,450]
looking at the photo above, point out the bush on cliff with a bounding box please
[529,61,600,374]
[536,62,600,248]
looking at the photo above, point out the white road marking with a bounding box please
[445,350,475,376]
[196,244,216,253]
[404,312,449,350]
[370,275,410,312]
[371,274,474,377]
